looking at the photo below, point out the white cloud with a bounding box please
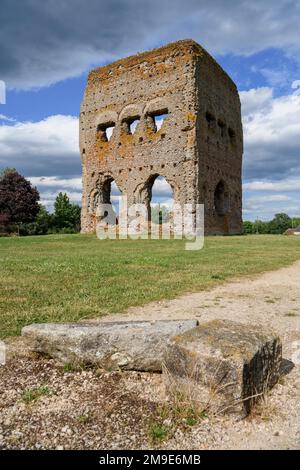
[0,114,15,122]
[292,80,300,88]
[292,80,300,95]
[243,177,300,220]
[240,86,300,180]
[0,115,80,177]
[240,87,273,118]
[0,80,5,104]
[24,177,82,211]
[34,182,82,210]
[236,85,300,219]
[245,194,292,206]
[244,179,300,192]
[0,115,81,211]
[152,177,174,199]
[29,176,82,190]
[0,115,77,156]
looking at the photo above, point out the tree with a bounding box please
[151,204,171,224]
[19,205,56,236]
[53,192,81,232]
[291,217,300,228]
[0,168,40,226]
[269,213,292,234]
[243,220,253,234]
[252,219,270,234]
[1,167,17,178]
[34,205,54,234]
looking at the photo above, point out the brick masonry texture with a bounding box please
[80,39,243,235]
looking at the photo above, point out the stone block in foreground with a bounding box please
[163,319,282,416]
[22,319,198,372]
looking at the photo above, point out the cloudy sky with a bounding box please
[0,0,299,220]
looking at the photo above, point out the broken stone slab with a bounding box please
[163,319,282,416]
[22,319,198,372]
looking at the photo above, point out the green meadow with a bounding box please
[1,234,300,338]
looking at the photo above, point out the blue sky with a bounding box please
[0,0,300,221]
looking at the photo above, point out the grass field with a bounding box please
[1,234,300,339]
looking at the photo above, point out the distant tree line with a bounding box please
[243,213,300,235]
[1,168,298,237]
[0,168,81,236]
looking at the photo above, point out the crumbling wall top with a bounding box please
[86,39,236,90]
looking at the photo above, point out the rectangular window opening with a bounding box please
[149,109,169,132]
[205,111,216,130]
[122,116,140,135]
[228,128,236,145]
[217,119,226,138]
[97,122,115,142]
[129,118,140,134]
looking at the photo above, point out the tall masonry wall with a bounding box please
[80,39,243,235]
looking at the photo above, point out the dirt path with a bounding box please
[1,261,300,449]
[102,260,300,335]
[100,259,300,450]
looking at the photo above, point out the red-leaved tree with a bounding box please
[0,168,40,226]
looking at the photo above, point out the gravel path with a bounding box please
[1,261,300,449]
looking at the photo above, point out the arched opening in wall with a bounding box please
[205,111,216,131]
[217,119,226,138]
[202,182,209,213]
[97,178,123,225]
[228,127,236,145]
[110,181,123,220]
[214,180,230,216]
[149,175,174,226]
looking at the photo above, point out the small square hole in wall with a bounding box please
[105,126,115,140]
[129,118,140,134]
[148,109,168,132]
[228,127,236,145]
[153,113,168,131]
[217,119,226,138]
[122,117,140,135]
[205,111,216,130]
[97,122,115,142]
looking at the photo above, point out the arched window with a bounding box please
[214,180,230,216]
[96,178,123,224]
[150,175,174,224]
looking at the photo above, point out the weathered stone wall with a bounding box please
[195,51,243,234]
[80,39,243,234]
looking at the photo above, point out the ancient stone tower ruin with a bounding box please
[80,39,243,234]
